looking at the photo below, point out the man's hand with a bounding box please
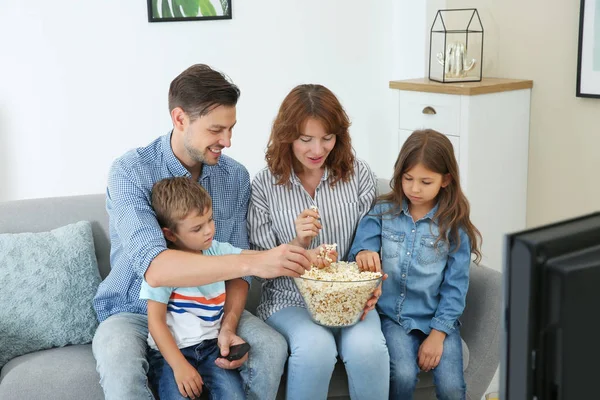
[355,250,381,272]
[293,209,322,248]
[173,360,203,399]
[250,244,311,278]
[418,329,446,372]
[308,244,338,269]
[360,273,387,320]
[215,328,249,370]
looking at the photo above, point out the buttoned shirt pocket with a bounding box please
[418,235,449,265]
[212,201,233,221]
[381,230,405,259]
[214,216,235,246]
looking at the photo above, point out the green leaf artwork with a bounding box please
[198,0,217,17]
[148,0,231,22]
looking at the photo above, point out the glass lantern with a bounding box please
[429,8,484,83]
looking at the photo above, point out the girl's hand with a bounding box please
[173,360,203,399]
[360,273,388,320]
[293,209,322,248]
[418,329,446,372]
[355,250,381,272]
[308,245,338,269]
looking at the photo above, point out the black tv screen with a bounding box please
[502,212,600,399]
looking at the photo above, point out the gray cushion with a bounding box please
[0,194,110,279]
[0,221,101,368]
[0,345,103,400]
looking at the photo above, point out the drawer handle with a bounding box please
[422,106,437,115]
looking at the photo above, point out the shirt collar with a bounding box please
[161,131,231,180]
[162,131,189,178]
[401,198,440,223]
[290,167,330,186]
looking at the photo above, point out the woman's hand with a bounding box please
[173,360,203,399]
[293,209,322,248]
[418,329,446,372]
[360,273,387,320]
[355,250,381,272]
[308,244,338,269]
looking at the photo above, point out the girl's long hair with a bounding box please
[265,84,354,187]
[380,129,482,263]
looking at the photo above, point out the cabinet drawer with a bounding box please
[398,129,460,163]
[399,91,461,136]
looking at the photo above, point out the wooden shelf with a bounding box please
[389,78,533,96]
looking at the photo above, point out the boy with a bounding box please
[142,177,336,399]
[141,177,248,399]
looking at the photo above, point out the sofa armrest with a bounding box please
[461,264,502,400]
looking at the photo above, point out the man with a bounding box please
[92,64,311,400]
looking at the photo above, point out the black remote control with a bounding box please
[220,343,251,361]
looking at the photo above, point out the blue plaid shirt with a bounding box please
[93,132,251,322]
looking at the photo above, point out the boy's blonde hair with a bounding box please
[151,177,212,233]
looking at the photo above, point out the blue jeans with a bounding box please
[92,310,287,400]
[148,338,243,400]
[266,306,390,400]
[381,315,466,400]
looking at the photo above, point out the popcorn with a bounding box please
[294,261,382,327]
[317,243,337,263]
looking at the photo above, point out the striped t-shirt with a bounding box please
[247,159,376,321]
[139,240,242,350]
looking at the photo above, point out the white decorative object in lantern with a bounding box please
[429,9,483,83]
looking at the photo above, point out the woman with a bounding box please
[247,84,389,400]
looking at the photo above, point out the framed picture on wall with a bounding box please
[576,0,600,98]
[147,0,232,23]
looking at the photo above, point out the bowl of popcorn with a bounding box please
[293,260,382,328]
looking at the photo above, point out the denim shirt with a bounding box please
[348,200,471,335]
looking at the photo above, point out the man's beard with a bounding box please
[183,128,213,165]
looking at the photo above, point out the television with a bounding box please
[502,211,600,400]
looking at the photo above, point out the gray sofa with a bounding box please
[0,192,502,400]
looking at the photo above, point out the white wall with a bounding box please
[0,1,426,202]
[427,0,600,228]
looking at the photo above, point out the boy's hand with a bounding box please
[418,329,446,372]
[308,244,338,269]
[294,209,322,248]
[173,360,203,399]
[215,328,248,369]
[355,250,381,272]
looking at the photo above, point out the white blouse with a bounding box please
[247,159,377,320]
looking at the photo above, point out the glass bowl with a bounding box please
[293,262,382,328]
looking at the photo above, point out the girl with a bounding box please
[247,84,390,400]
[349,129,481,400]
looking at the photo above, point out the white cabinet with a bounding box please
[389,78,534,271]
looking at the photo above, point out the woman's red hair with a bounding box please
[266,84,354,186]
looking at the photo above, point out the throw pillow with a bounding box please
[0,221,101,369]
